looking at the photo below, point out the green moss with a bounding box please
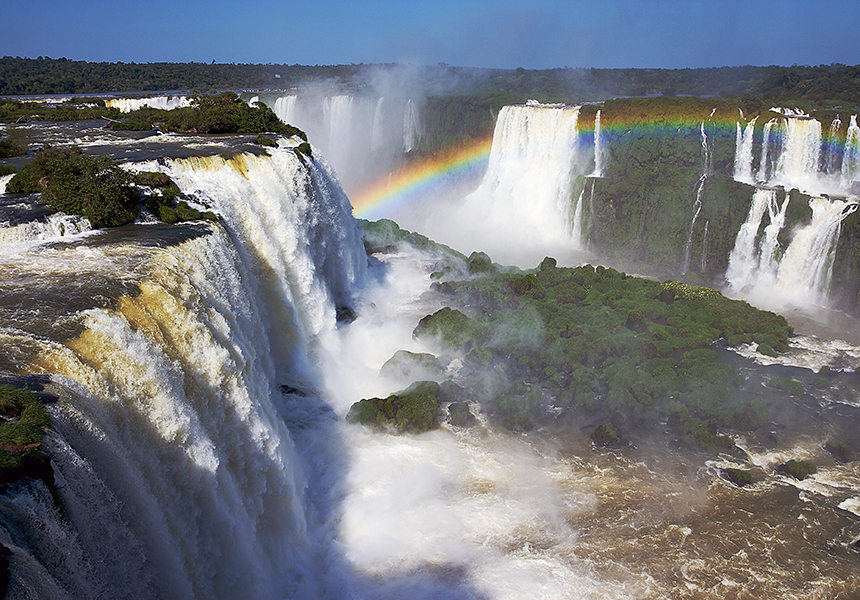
[0,385,52,486]
[776,459,817,480]
[346,381,441,434]
[721,467,752,487]
[767,376,805,396]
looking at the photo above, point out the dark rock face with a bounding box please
[448,402,476,427]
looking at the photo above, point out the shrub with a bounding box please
[8,147,138,227]
[767,376,805,396]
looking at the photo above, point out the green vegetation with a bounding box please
[0,129,27,158]
[110,92,306,136]
[0,385,52,486]
[776,459,817,480]
[346,381,441,434]
[6,148,216,227]
[7,146,139,227]
[766,376,805,396]
[402,256,789,448]
[720,467,753,487]
[824,440,852,463]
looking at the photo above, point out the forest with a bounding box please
[1,56,859,106]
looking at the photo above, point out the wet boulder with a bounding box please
[346,381,441,434]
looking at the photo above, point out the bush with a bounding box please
[7,147,138,227]
[346,381,441,434]
[767,376,805,396]
[0,385,51,486]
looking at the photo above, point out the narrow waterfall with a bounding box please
[733,117,757,183]
[0,146,368,599]
[825,115,843,175]
[681,120,712,274]
[842,115,860,182]
[402,99,419,153]
[592,109,604,177]
[756,118,779,183]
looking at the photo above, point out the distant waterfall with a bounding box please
[727,192,858,307]
[825,115,843,175]
[592,109,604,177]
[756,119,779,183]
[106,95,191,112]
[435,103,586,266]
[402,99,419,153]
[682,120,712,274]
[774,117,822,190]
[734,117,757,183]
[266,92,422,194]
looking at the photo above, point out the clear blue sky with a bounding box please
[3,0,858,69]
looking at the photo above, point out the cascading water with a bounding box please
[734,116,757,183]
[105,96,191,113]
[681,119,713,274]
[421,102,587,266]
[842,115,860,182]
[591,109,604,177]
[0,144,367,599]
[266,92,422,194]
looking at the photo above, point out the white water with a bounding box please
[733,117,757,183]
[106,95,191,113]
[592,109,604,177]
[266,92,421,194]
[843,115,860,182]
[417,103,588,267]
[727,193,857,309]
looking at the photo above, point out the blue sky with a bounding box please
[3,0,859,69]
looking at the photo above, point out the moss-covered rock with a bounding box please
[346,381,441,434]
[591,422,627,448]
[379,350,444,384]
[448,402,476,427]
[824,440,852,463]
[776,459,817,480]
[720,467,753,487]
[0,385,52,487]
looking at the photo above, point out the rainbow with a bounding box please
[350,135,493,219]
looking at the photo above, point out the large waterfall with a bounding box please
[415,102,590,267]
[266,93,421,195]
[0,145,366,599]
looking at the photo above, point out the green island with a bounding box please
[6,147,217,227]
[352,219,793,452]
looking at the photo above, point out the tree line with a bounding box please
[1,57,858,106]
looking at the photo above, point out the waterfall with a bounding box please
[402,99,419,153]
[431,103,585,266]
[266,92,421,194]
[775,197,858,305]
[727,190,857,308]
[106,95,191,113]
[774,117,822,190]
[156,146,366,340]
[825,115,843,175]
[757,118,778,182]
[571,190,584,247]
[734,117,757,183]
[681,121,712,274]
[842,115,860,182]
[0,146,368,598]
[700,220,709,272]
[592,109,604,177]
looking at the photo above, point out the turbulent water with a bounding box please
[0,109,859,599]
